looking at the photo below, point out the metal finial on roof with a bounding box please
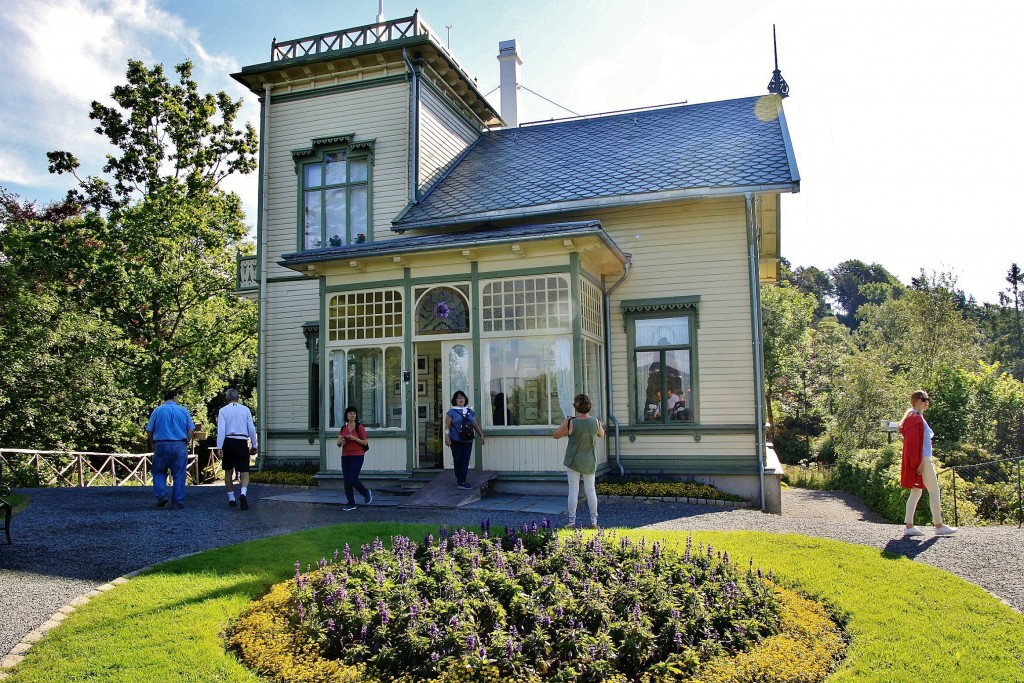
[766,24,790,98]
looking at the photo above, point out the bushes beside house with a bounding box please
[250,459,319,487]
[596,476,746,503]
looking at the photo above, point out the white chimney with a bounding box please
[376,0,385,23]
[497,39,521,127]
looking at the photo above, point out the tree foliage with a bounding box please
[828,259,904,329]
[0,59,258,451]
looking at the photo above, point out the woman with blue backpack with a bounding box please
[444,390,486,489]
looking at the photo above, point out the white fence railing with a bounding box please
[0,448,222,488]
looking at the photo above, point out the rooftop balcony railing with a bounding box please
[271,11,449,63]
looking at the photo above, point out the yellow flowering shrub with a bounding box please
[596,480,745,502]
[687,588,846,683]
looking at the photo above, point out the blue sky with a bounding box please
[2,0,1022,303]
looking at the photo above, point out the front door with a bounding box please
[414,340,474,470]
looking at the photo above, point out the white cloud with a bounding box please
[0,0,243,203]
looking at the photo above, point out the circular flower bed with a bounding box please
[226,524,845,682]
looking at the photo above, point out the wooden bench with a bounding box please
[0,460,11,544]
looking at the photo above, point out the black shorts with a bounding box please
[221,438,251,472]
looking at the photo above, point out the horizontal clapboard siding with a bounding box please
[264,81,410,280]
[574,197,761,473]
[418,84,479,192]
[265,279,319,431]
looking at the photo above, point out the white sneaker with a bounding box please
[903,526,925,537]
[934,525,958,536]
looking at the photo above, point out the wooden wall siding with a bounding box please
[265,279,320,430]
[483,436,607,473]
[418,84,479,193]
[264,82,410,280]
[266,438,319,462]
[325,438,408,472]
[577,197,757,427]
[617,434,758,474]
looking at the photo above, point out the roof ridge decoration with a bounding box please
[292,133,376,160]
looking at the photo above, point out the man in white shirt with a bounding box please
[216,388,258,510]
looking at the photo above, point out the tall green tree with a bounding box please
[37,59,258,446]
[0,192,141,449]
[760,283,816,452]
[855,271,982,389]
[829,259,904,330]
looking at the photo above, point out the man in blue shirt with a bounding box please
[145,388,196,509]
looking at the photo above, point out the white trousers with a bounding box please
[566,469,598,524]
[905,457,942,525]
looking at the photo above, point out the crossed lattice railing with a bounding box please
[0,448,223,488]
[270,12,449,64]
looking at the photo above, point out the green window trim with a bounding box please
[294,133,376,251]
[622,297,701,427]
[302,322,321,430]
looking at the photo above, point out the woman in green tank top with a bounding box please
[552,393,605,529]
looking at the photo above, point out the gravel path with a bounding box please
[1,485,1021,661]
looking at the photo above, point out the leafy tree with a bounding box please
[855,272,981,389]
[983,263,1024,380]
[829,259,904,330]
[47,60,256,210]
[832,352,904,452]
[761,283,816,438]
[33,59,259,447]
[0,191,141,449]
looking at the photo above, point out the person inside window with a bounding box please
[492,392,515,426]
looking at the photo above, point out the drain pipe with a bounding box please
[402,48,419,202]
[744,193,767,511]
[257,83,272,471]
[603,256,632,476]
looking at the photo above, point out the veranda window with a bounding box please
[328,346,403,429]
[481,338,573,427]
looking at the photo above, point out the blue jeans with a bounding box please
[341,455,369,505]
[451,440,473,485]
[152,441,188,504]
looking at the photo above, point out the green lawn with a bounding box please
[5,524,1023,682]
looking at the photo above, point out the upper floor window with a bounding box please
[293,134,375,250]
[302,151,369,249]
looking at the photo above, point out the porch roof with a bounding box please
[393,95,800,231]
[279,220,628,272]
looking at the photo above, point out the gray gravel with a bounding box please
[1,485,1021,661]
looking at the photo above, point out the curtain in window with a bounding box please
[553,337,574,418]
[329,350,345,427]
[635,317,689,347]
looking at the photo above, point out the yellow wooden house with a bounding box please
[232,12,798,511]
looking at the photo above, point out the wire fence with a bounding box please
[0,448,222,489]
[949,455,1023,528]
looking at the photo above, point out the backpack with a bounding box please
[456,410,475,441]
[359,424,369,453]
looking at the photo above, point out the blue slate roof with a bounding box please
[279,220,626,269]
[394,95,799,230]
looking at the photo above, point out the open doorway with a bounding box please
[415,342,443,469]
